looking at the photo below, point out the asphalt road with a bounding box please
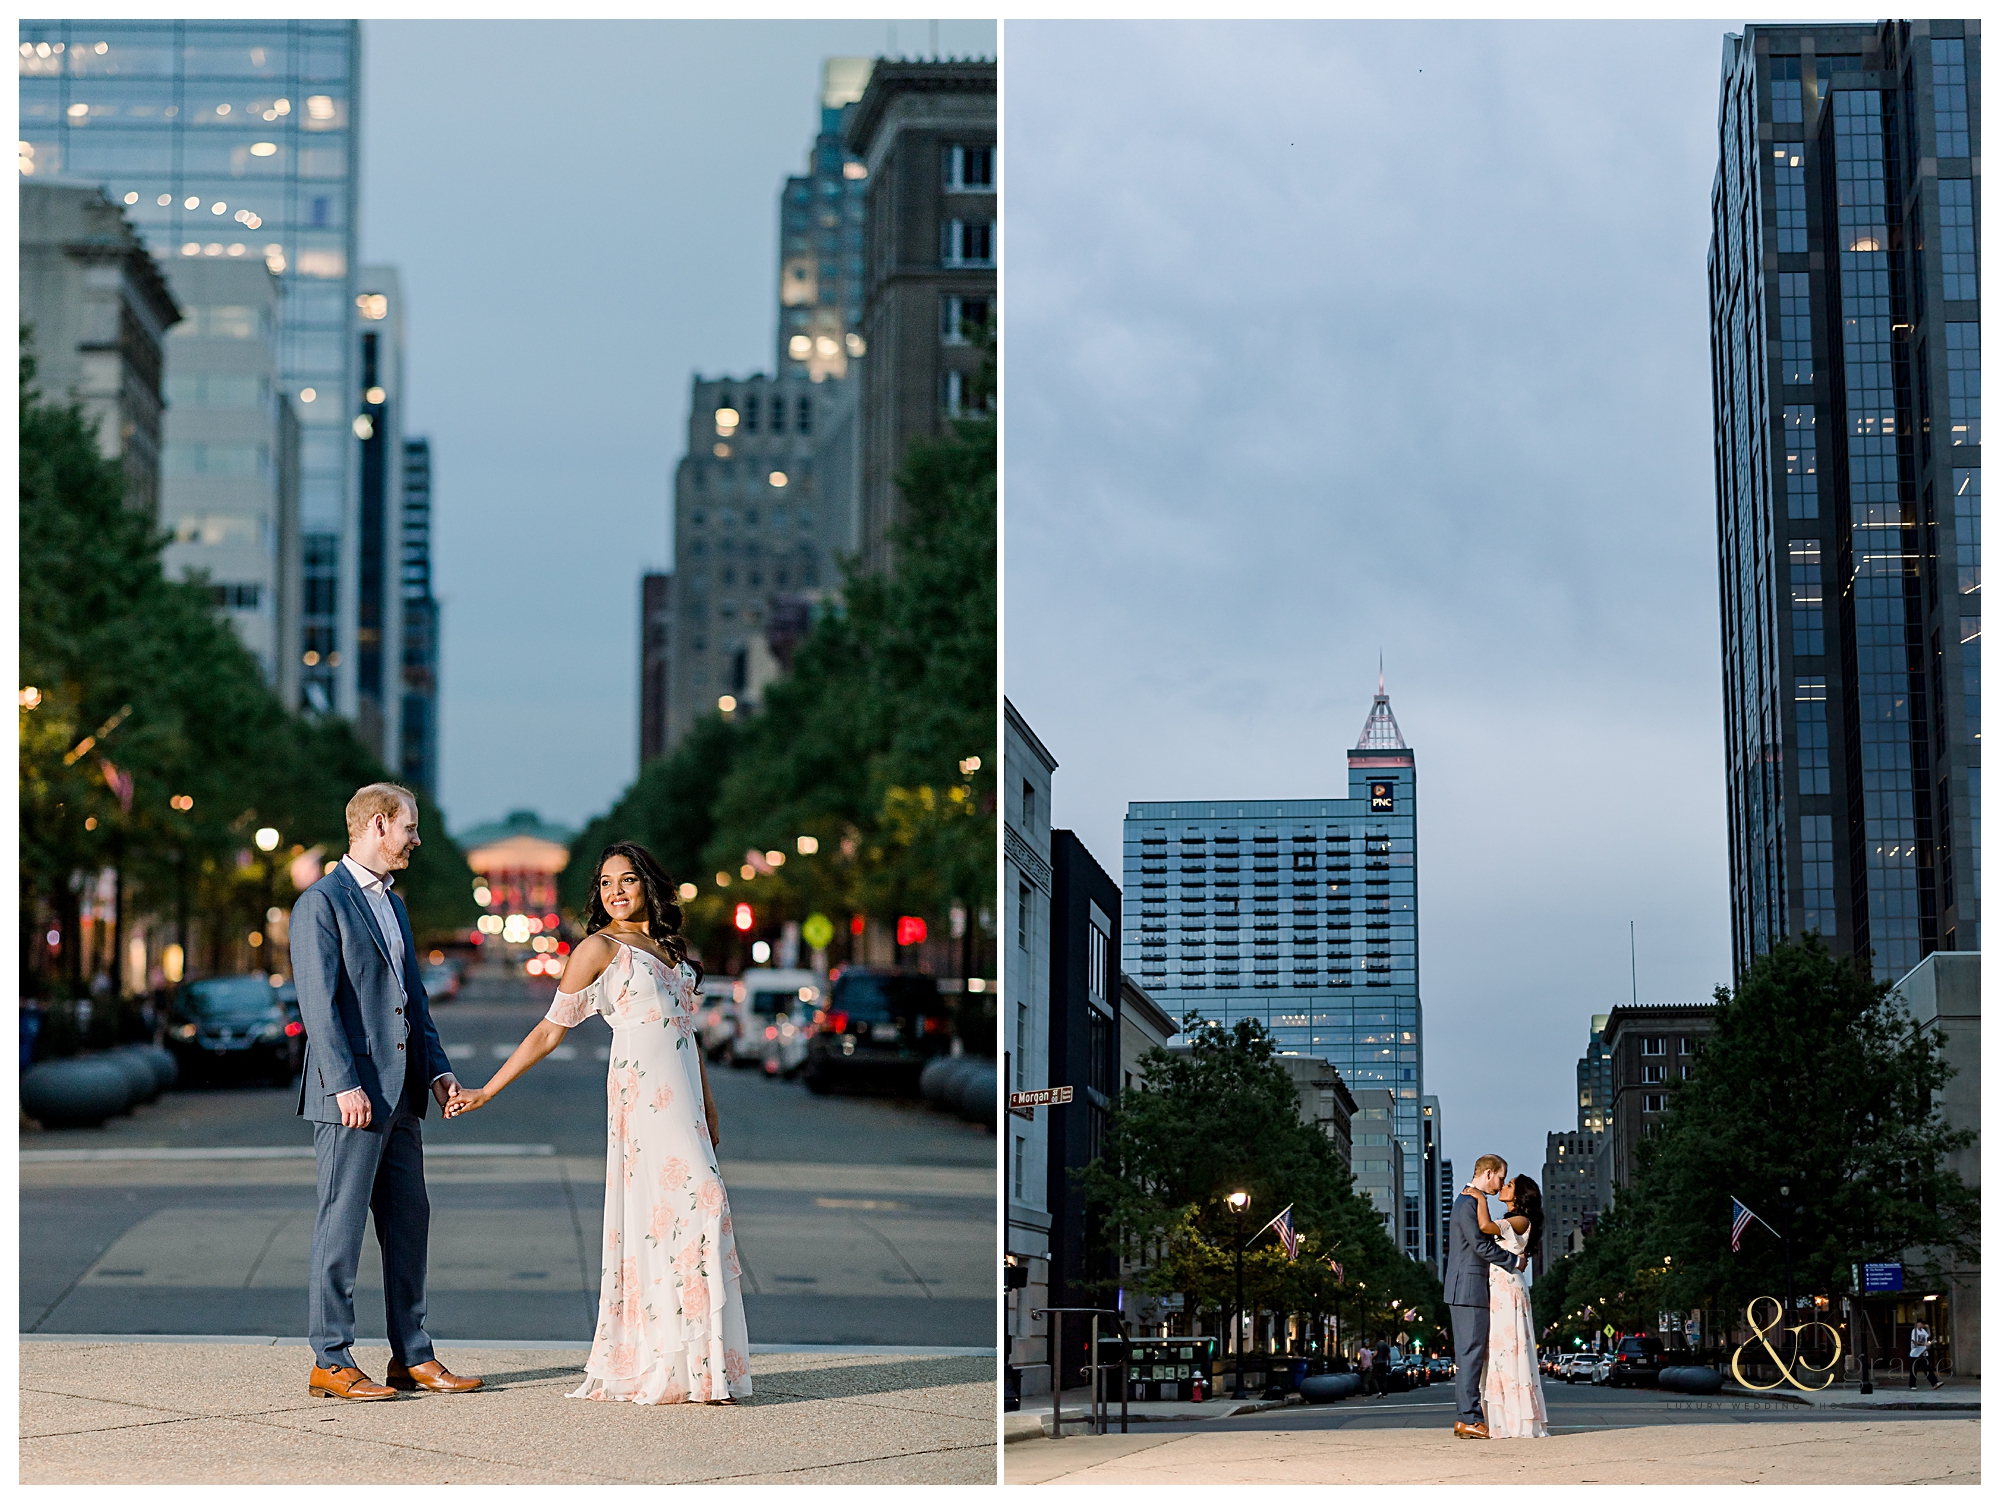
[20,961,997,1350]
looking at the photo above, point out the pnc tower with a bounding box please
[1123,681,1429,1263]
[1710,20,1980,979]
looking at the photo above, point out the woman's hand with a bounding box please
[446,1086,492,1118]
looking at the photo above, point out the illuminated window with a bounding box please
[1945,323,1979,446]
[1790,541,1824,655]
[1783,404,1818,518]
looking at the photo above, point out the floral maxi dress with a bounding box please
[545,939,752,1403]
[1480,1219,1547,1438]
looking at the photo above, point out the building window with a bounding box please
[1801,811,1837,935]
[1955,470,1981,739]
[797,394,812,435]
[1642,1064,1666,1083]
[941,218,995,268]
[1088,919,1110,1006]
[941,294,991,346]
[1770,138,1807,252]
[1796,677,1830,795]
[1932,39,1970,157]
[944,143,994,192]
[1937,179,1977,302]
[1790,542,1825,655]
[1018,881,1032,952]
[1783,404,1818,519]
[770,394,786,433]
[1640,1037,1664,1056]
[210,582,262,609]
[1644,1093,1668,1113]
[1778,273,1813,384]
[1022,780,1036,832]
[1769,56,1803,124]
[1679,1037,1695,1054]
[1945,323,1980,446]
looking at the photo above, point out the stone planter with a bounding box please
[1659,1366,1725,1395]
[21,1057,137,1129]
[1299,1371,1364,1403]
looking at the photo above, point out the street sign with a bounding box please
[1008,1086,1074,1108]
[1862,1261,1904,1293]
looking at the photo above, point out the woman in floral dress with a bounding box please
[448,842,752,1404]
[1470,1175,1548,1438]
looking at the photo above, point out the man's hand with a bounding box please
[335,1086,372,1129]
[432,1073,459,1111]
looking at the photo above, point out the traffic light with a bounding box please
[896,915,927,946]
[733,903,754,932]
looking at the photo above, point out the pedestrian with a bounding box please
[1357,1342,1374,1395]
[1909,1319,1940,1389]
[1375,1337,1392,1393]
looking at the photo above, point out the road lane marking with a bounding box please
[21,1144,555,1162]
[17,1334,998,1355]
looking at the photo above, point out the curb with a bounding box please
[1719,1382,1979,1413]
[1007,1392,1302,1440]
[19,1333,997,1357]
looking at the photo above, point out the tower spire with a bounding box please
[1356,668,1406,750]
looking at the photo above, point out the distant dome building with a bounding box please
[459,809,575,920]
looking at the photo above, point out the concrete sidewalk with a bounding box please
[21,1339,997,1484]
[1001,1417,1980,1485]
[1718,1379,1979,1411]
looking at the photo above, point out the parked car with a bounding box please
[1558,1352,1592,1382]
[1603,1335,1667,1387]
[801,968,951,1094]
[725,969,823,1070]
[758,998,819,1079]
[418,956,462,1002]
[166,974,304,1086]
[1587,1351,1617,1384]
[696,981,734,1060]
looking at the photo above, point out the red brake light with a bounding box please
[827,1011,849,1036]
[764,1025,778,1039]
[284,1020,304,1037]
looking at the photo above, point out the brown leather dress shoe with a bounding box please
[386,1358,483,1393]
[309,1364,398,1400]
[1454,1421,1490,1440]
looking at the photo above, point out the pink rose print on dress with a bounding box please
[614,1257,641,1325]
[642,1005,663,1024]
[660,1156,690,1191]
[697,1179,727,1215]
[662,1376,687,1404]
[676,1237,704,1276]
[648,1200,672,1242]
[681,1273,710,1320]
[720,1214,732,1237]
[725,1246,741,1279]
[609,1342,639,1378]
[725,1348,749,1384]
[651,1084,673,1110]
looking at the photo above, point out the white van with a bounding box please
[725,968,824,1070]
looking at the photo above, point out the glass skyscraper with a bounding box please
[776,57,871,382]
[20,20,361,723]
[1124,683,1430,1262]
[1710,21,1980,981]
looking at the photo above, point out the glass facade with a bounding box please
[1123,687,1431,1265]
[1709,22,1980,979]
[400,438,438,795]
[777,60,870,382]
[20,19,360,719]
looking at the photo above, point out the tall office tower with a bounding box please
[843,59,995,576]
[18,182,180,517]
[1710,20,1980,980]
[777,58,872,383]
[354,267,408,764]
[1576,1013,1612,1136]
[1421,1094,1443,1274]
[399,437,438,795]
[21,20,363,722]
[638,572,673,765]
[161,256,302,707]
[662,375,835,753]
[1124,681,1430,1262]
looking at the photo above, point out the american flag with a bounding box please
[1270,1204,1299,1261]
[1730,1197,1759,1252]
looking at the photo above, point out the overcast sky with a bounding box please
[1004,21,1737,1198]
[361,19,996,835]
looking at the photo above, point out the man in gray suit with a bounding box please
[1445,1153,1521,1439]
[292,782,481,1400]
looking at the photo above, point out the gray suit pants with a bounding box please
[307,1073,435,1370]
[1449,1302,1490,1424]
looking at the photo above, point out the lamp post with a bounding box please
[1227,1190,1250,1397]
[1776,1177,1796,1317]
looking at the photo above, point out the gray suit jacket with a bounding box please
[1443,1191,1520,1307]
[290,861,450,1124]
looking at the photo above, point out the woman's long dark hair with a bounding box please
[582,842,700,982]
[1509,1174,1545,1262]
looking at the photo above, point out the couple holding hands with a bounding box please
[1445,1154,1550,1440]
[289,783,752,1408]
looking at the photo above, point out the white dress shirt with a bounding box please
[341,855,452,1087]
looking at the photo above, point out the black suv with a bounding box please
[1605,1335,1667,1387]
[166,974,305,1086]
[801,968,951,1094]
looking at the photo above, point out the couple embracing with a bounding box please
[1445,1153,1548,1440]
[293,782,751,1407]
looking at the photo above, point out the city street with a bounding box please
[21,962,996,1350]
[1003,1382,1979,1484]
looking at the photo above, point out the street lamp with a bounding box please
[254,827,280,852]
[1227,1191,1250,1397]
[1776,1177,1796,1315]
